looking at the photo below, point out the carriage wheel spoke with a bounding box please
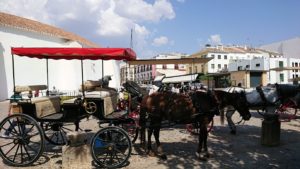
[20,144,23,163]
[115,147,127,157]
[7,120,19,135]
[25,124,35,135]
[59,130,66,144]
[48,131,56,141]
[61,126,72,132]
[25,143,39,154]
[5,142,17,156]
[12,144,20,163]
[0,141,15,148]
[22,144,32,160]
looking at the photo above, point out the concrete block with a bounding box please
[67,131,87,146]
[62,144,92,169]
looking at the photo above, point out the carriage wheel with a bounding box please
[91,126,132,168]
[186,119,214,135]
[121,118,139,143]
[0,114,44,166]
[275,100,298,122]
[41,122,77,145]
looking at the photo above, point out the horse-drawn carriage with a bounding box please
[0,47,138,168]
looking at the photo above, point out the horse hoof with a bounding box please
[204,153,210,158]
[199,156,208,161]
[157,146,163,154]
[230,130,236,135]
[159,154,167,160]
[148,150,155,157]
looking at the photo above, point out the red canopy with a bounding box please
[11,47,136,61]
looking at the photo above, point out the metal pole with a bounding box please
[11,54,16,94]
[102,60,104,79]
[81,57,85,98]
[46,58,49,96]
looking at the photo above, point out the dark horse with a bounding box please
[139,90,250,160]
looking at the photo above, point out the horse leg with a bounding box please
[196,121,210,161]
[202,122,210,158]
[147,127,155,156]
[196,122,203,157]
[226,109,236,134]
[153,125,167,160]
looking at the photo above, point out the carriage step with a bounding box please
[62,131,92,169]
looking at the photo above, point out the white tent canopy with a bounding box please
[162,74,199,83]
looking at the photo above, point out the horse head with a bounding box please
[191,91,221,116]
[214,90,251,121]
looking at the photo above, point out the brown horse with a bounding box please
[139,90,250,160]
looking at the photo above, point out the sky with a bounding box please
[1,0,300,59]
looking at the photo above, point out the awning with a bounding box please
[153,75,165,81]
[162,74,199,83]
[11,47,136,61]
[156,69,186,77]
[270,67,300,71]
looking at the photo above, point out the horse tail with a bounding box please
[220,109,225,125]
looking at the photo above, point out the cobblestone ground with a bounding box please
[1,100,300,169]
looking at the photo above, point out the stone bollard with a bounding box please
[62,131,92,169]
[261,113,281,146]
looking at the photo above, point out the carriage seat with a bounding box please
[31,96,61,118]
[15,85,48,93]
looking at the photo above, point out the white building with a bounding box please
[0,12,120,100]
[228,53,300,84]
[120,62,135,85]
[188,45,300,87]
[153,53,187,78]
[188,45,272,74]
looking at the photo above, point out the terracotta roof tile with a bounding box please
[0,12,99,47]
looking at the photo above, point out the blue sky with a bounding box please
[1,0,300,58]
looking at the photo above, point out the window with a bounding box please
[224,64,227,69]
[218,64,221,69]
[194,66,198,73]
[211,54,215,58]
[224,55,227,59]
[292,62,295,67]
[279,61,284,68]
[256,63,260,67]
[163,64,167,69]
[218,55,221,59]
[296,63,299,67]
[238,66,242,71]
[189,67,192,73]
[280,73,284,82]
[246,65,250,69]
[211,64,215,69]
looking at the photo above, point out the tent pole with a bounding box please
[12,54,16,95]
[46,58,49,96]
[81,57,85,98]
[102,60,104,79]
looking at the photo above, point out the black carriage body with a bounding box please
[17,98,105,123]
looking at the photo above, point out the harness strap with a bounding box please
[256,86,268,106]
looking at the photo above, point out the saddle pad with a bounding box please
[34,97,60,118]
